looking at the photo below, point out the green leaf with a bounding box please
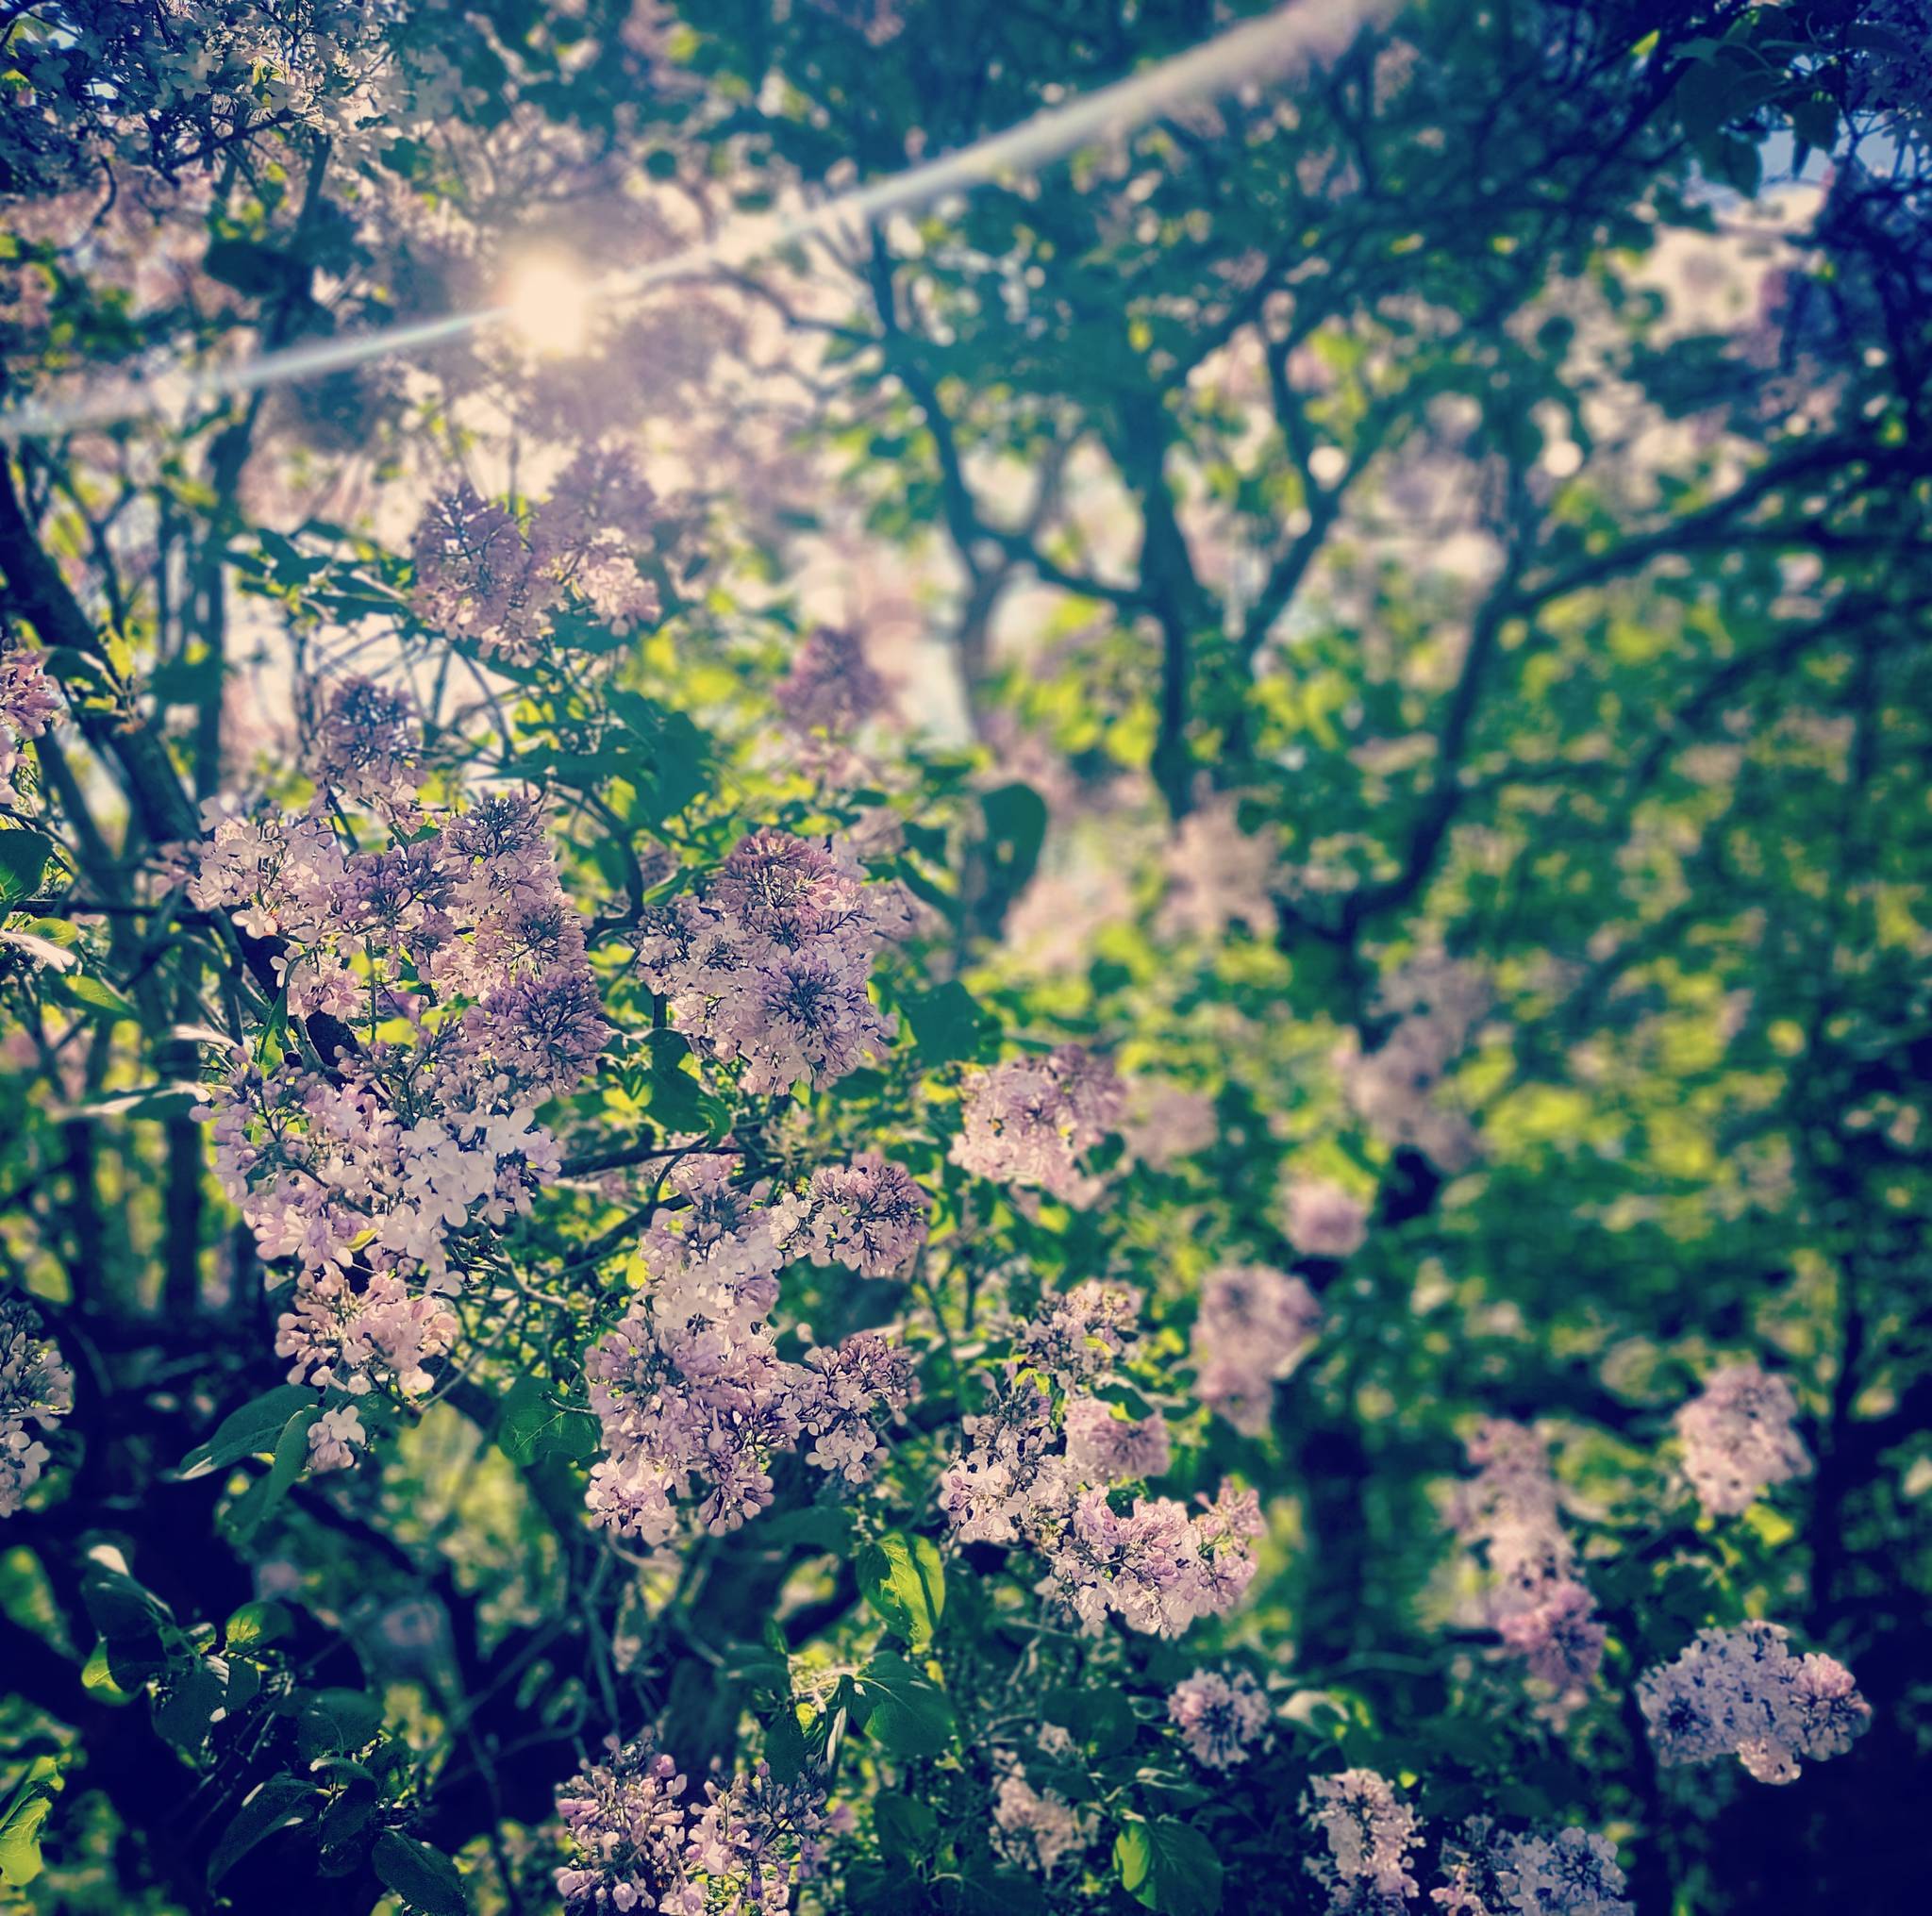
[852,1652,954,1758]
[0,828,52,907]
[174,1385,317,1481]
[979,781,1048,909]
[1114,1817,1224,1915]
[496,1375,599,1466]
[207,1774,315,1890]
[858,1531,945,1651]
[81,1639,140,1705]
[372,1830,472,1915]
[225,1598,295,1655]
[221,1407,317,1548]
[58,972,139,1021]
[639,1027,729,1141]
[295,1689,385,1760]
[153,1661,227,1751]
[873,1791,939,1862]
[0,1755,61,1887]
[904,981,998,1068]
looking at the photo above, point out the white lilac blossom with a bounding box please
[1156,792,1279,941]
[1637,1622,1871,1784]
[780,1151,928,1278]
[410,447,658,663]
[1433,1819,1633,1916]
[1306,1769,1423,1913]
[195,741,608,1470]
[1448,1420,1605,1691]
[0,1293,74,1516]
[1118,1077,1218,1170]
[1674,1362,1812,1517]
[1167,1668,1269,1769]
[991,1773,1093,1876]
[1062,1395,1172,1482]
[1339,951,1488,1171]
[774,625,890,736]
[938,1290,1257,1637]
[555,1737,834,1913]
[1282,1176,1370,1259]
[1191,1264,1321,1435]
[586,1157,913,1544]
[950,1044,1125,1208]
[637,830,909,1095]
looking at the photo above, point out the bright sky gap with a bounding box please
[0,0,1388,442]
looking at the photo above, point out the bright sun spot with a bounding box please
[500,254,599,356]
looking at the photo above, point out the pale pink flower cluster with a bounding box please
[1432,1818,1632,1916]
[0,1293,74,1517]
[779,1151,928,1278]
[1637,1622,1870,1784]
[585,1157,914,1544]
[1118,1077,1218,1170]
[556,1739,834,1914]
[195,745,607,1470]
[1063,1395,1172,1482]
[1157,792,1279,941]
[1282,1176,1370,1259]
[1448,1421,1605,1691]
[950,1044,1125,1208]
[1167,1667,1269,1769]
[774,625,890,736]
[637,830,910,1095]
[409,445,658,661]
[1306,1769,1422,1913]
[1191,1264,1321,1435]
[1339,952,1487,1171]
[1674,1362,1812,1517]
[0,638,59,788]
[990,1773,1093,1876]
[304,675,417,801]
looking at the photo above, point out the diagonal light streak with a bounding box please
[0,0,1390,442]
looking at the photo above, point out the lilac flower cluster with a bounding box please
[1339,952,1487,1172]
[1448,1421,1605,1691]
[1637,1621,1870,1784]
[778,1151,928,1279]
[1167,1667,1269,1769]
[0,636,59,788]
[1282,1176,1370,1259]
[0,1293,73,1517]
[304,675,417,801]
[637,830,911,1095]
[1674,1362,1811,1517]
[410,445,658,662]
[555,1738,834,1913]
[1306,1769,1423,1912]
[774,625,890,737]
[1432,1818,1633,1916]
[938,1286,1257,1637]
[195,711,607,1470]
[585,1156,914,1544]
[1118,1077,1218,1170]
[950,1044,1125,1208]
[1157,792,1279,941]
[1191,1264,1321,1435]
[990,1772,1094,1876]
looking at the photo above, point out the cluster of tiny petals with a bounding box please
[779,1151,928,1278]
[1063,1395,1172,1482]
[1283,1176,1370,1258]
[1167,1667,1269,1769]
[951,1044,1125,1208]
[990,1772,1093,1876]
[304,675,417,801]
[192,733,606,1470]
[410,445,658,661]
[1191,1264,1321,1435]
[1118,1077,1218,1169]
[586,1158,913,1544]
[1674,1362,1812,1517]
[555,1736,833,1913]
[1637,1622,1870,1784]
[1432,1818,1633,1916]
[1449,1420,1605,1692]
[638,830,908,1095]
[774,625,891,736]
[1339,952,1487,1172]
[0,1292,74,1516]
[1306,1769,1422,1912]
[1157,791,1278,941]
[0,637,60,787]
